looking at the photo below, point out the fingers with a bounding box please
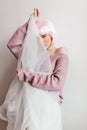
[35,8,39,17]
[16,69,21,75]
[34,8,39,17]
[16,69,18,74]
[16,69,24,81]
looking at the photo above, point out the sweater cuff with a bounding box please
[23,70,32,82]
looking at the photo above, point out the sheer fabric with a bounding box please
[0,15,62,130]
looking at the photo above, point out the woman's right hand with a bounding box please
[33,8,40,22]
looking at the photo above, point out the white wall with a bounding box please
[0,0,87,130]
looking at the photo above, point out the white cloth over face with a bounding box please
[0,15,63,130]
[18,15,52,74]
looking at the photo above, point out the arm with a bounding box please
[7,22,28,59]
[17,54,69,91]
[7,8,40,59]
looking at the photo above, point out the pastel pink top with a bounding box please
[7,22,69,104]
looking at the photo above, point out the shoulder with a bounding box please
[55,46,68,55]
[55,47,69,64]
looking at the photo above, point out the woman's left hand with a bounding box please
[16,69,24,81]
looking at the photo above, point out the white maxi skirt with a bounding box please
[0,76,63,130]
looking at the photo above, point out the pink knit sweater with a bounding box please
[7,22,69,103]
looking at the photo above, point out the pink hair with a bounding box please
[36,20,56,44]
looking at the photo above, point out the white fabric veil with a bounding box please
[17,15,52,74]
[0,15,62,130]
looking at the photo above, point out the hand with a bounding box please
[16,69,24,81]
[33,8,40,22]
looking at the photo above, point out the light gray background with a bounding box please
[0,0,87,130]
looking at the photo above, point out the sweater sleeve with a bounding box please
[7,22,28,59]
[23,54,69,91]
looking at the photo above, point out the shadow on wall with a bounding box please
[0,119,7,130]
[0,46,17,130]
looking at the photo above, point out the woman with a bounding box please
[16,8,69,104]
[0,8,69,130]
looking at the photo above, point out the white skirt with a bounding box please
[0,76,63,130]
